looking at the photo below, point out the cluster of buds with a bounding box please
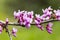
[14,10,34,28]
[41,6,53,20]
[13,6,60,34]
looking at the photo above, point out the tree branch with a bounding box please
[0,19,59,26]
[8,19,59,26]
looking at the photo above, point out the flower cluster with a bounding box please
[13,6,60,34]
[41,6,53,20]
[14,10,34,28]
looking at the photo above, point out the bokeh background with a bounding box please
[0,0,60,40]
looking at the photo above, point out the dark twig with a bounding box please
[8,19,59,26]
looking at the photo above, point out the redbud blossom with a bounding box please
[35,14,44,30]
[14,10,34,28]
[37,24,44,31]
[47,6,53,11]
[42,6,53,14]
[0,26,2,34]
[5,18,9,25]
[46,22,53,34]
[54,10,60,20]
[42,6,53,21]
[12,28,17,37]
[27,11,34,18]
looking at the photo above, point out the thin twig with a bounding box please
[8,19,59,26]
[5,25,12,40]
[7,30,12,40]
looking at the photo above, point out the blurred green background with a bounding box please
[0,0,60,40]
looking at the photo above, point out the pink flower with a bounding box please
[14,10,34,29]
[12,28,17,37]
[5,18,9,25]
[42,6,53,14]
[14,11,18,19]
[23,18,33,28]
[13,10,24,19]
[35,14,44,30]
[42,6,52,21]
[46,22,53,34]
[0,26,2,34]
[35,14,43,24]
[25,22,30,29]
[27,11,34,18]
[37,24,44,31]
[54,10,60,20]
[48,6,53,11]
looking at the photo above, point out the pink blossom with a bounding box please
[46,22,53,34]
[13,10,24,19]
[54,10,60,20]
[5,18,9,25]
[48,6,53,10]
[25,22,30,29]
[42,6,53,21]
[35,14,44,30]
[37,24,44,31]
[42,6,53,14]
[35,14,43,24]
[0,26,2,34]
[27,11,34,18]
[14,10,34,29]
[12,28,17,37]
[41,11,52,21]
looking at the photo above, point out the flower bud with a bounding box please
[6,18,9,25]
[0,26,2,34]
[37,24,44,31]
[46,22,53,34]
[12,28,17,37]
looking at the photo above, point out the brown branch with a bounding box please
[8,19,59,26]
[0,19,58,26]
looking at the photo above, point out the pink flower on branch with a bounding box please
[12,28,17,37]
[5,18,9,25]
[14,10,34,29]
[42,6,53,14]
[54,10,60,20]
[46,22,53,34]
[35,14,44,30]
[42,6,53,21]
[0,26,2,34]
